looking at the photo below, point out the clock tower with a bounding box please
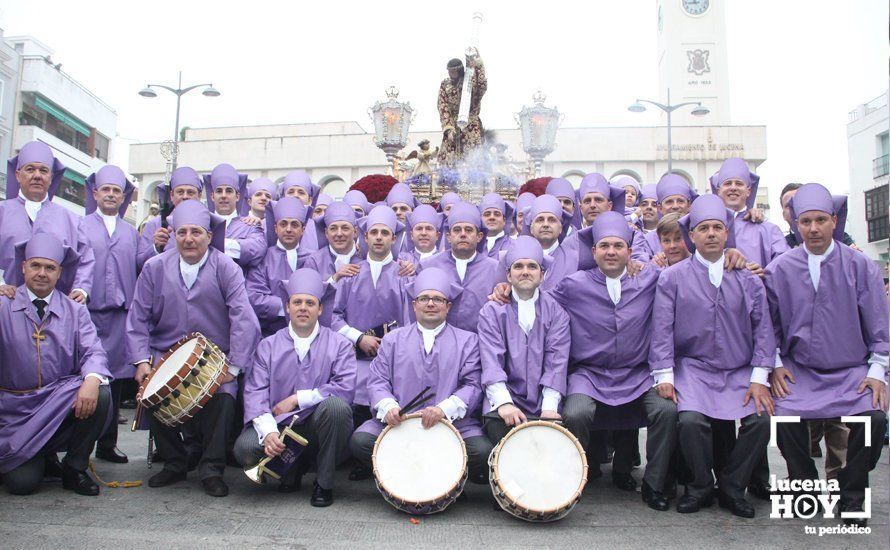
[657,0,730,125]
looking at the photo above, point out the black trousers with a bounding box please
[97,379,124,451]
[778,410,886,507]
[5,385,111,495]
[150,393,234,480]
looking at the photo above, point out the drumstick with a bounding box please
[131,401,143,432]
[401,394,434,415]
[399,386,432,416]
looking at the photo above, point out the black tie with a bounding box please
[33,299,47,320]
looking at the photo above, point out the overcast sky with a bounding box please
[1,0,886,221]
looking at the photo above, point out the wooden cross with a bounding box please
[32,330,45,343]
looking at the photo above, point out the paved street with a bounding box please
[0,410,886,549]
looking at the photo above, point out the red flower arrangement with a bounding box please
[518,176,553,197]
[350,174,398,204]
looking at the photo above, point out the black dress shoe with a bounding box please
[96,447,129,464]
[148,469,187,488]
[202,476,229,497]
[311,482,333,507]
[348,464,373,481]
[840,502,868,527]
[676,493,713,514]
[746,481,771,501]
[718,491,755,518]
[120,398,137,410]
[641,480,670,511]
[278,476,302,493]
[150,450,164,463]
[44,453,64,479]
[612,472,637,492]
[61,465,99,496]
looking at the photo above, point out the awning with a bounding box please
[63,169,86,185]
[34,95,91,137]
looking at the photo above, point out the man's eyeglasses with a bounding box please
[415,296,449,305]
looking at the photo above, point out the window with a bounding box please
[94,133,110,162]
[865,184,889,242]
[19,93,91,155]
[875,132,890,178]
[56,169,86,207]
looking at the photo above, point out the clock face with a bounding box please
[682,0,710,16]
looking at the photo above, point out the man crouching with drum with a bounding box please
[235,268,356,507]
[127,200,261,497]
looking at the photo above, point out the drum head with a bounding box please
[143,338,199,398]
[375,417,465,503]
[496,423,584,512]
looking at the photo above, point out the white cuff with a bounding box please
[652,369,673,387]
[85,373,109,386]
[338,325,363,345]
[0,267,5,285]
[296,389,324,408]
[277,303,286,317]
[750,367,771,387]
[867,364,888,385]
[774,348,784,369]
[436,396,467,422]
[72,288,89,301]
[224,238,242,259]
[326,276,337,285]
[375,398,399,422]
[541,387,561,412]
[252,413,279,444]
[227,365,241,377]
[485,382,513,410]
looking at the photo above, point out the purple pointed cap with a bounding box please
[285,268,326,300]
[266,197,311,247]
[438,192,462,212]
[640,184,658,202]
[612,175,641,206]
[790,183,848,241]
[316,193,334,207]
[314,201,358,249]
[515,192,536,221]
[408,204,445,231]
[480,192,515,234]
[280,170,321,206]
[504,235,545,269]
[656,173,698,203]
[85,165,135,217]
[579,173,625,213]
[522,194,572,235]
[203,163,249,215]
[677,194,736,252]
[591,211,633,245]
[247,177,279,200]
[447,201,483,230]
[343,190,371,215]
[170,166,203,191]
[385,183,418,208]
[406,267,463,301]
[23,232,66,264]
[169,199,226,252]
[709,158,760,210]
[6,141,67,200]
[545,178,575,200]
[358,204,405,235]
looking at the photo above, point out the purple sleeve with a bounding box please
[329,276,353,332]
[767,223,790,262]
[125,268,155,364]
[76,304,111,379]
[540,302,570,395]
[453,333,483,413]
[477,305,508,387]
[648,271,677,373]
[857,259,890,356]
[73,218,95,296]
[234,224,266,268]
[317,336,357,404]
[630,229,651,262]
[762,264,786,353]
[368,335,397,410]
[746,274,776,368]
[221,259,262,371]
[245,256,283,322]
[136,221,159,271]
[243,338,273,425]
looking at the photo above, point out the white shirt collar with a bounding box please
[288,321,319,361]
[486,231,504,251]
[98,211,118,237]
[368,253,393,287]
[179,250,210,290]
[417,321,447,354]
[804,239,835,291]
[733,206,748,218]
[26,287,54,305]
[605,268,626,305]
[330,244,356,270]
[452,251,476,281]
[220,211,239,227]
[19,190,48,222]
[511,287,539,334]
[543,241,559,256]
[277,240,300,271]
[416,247,435,260]
[694,251,725,288]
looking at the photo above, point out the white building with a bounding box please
[4,36,118,217]
[0,28,20,189]
[846,91,889,275]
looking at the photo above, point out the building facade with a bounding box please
[0,28,20,191]
[847,90,889,275]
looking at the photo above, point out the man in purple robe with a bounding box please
[710,158,789,268]
[303,201,363,327]
[0,141,94,302]
[245,177,278,222]
[765,183,888,526]
[612,175,641,218]
[513,192,536,237]
[385,183,419,253]
[235,269,355,506]
[437,191,461,215]
[522,194,573,258]
[203,163,266,270]
[136,166,203,269]
[128,200,261,497]
[480,193,514,258]
[638,174,697,259]
[349,268,492,484]
[418,202,499,333]
[478,236,569,443]
[342,189,371,217]
[545,177,581,229]
[631,183,659,232]
[313,193,333,220]
[279,170,322,252]
[0,234,111,496]
[83,165,139,464]
[552,212,678,511]
[246,198,312,336]
[401,204,444,265]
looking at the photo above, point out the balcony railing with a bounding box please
[874,154,889,178]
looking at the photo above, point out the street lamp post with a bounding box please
[628,88,709,173]
[515,90,563,178]
[368,85,414,175]
[139,71,220,170]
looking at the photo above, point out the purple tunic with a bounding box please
[245,245,307,336]
[331,260,412,406]
[551,267,660,407]
[764,243,889,418]
[225,218,266,269]
[0,287,110,472]
[136,215,172,270]
[732,216,789,267]
[302,246,363,328]
[649,258,775,420]
[484,233,513,258]
[478,293,570,415]
[356,323,484,439]
[244,325,356,426]
[417,252,499,333]
[83,212,139,379]
[126,248,261,399]
[640,230,662,258]
[0,198,95,295]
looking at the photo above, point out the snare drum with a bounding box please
[489,421,588,522]
[138,332,229,427]
[372,413,467,515]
